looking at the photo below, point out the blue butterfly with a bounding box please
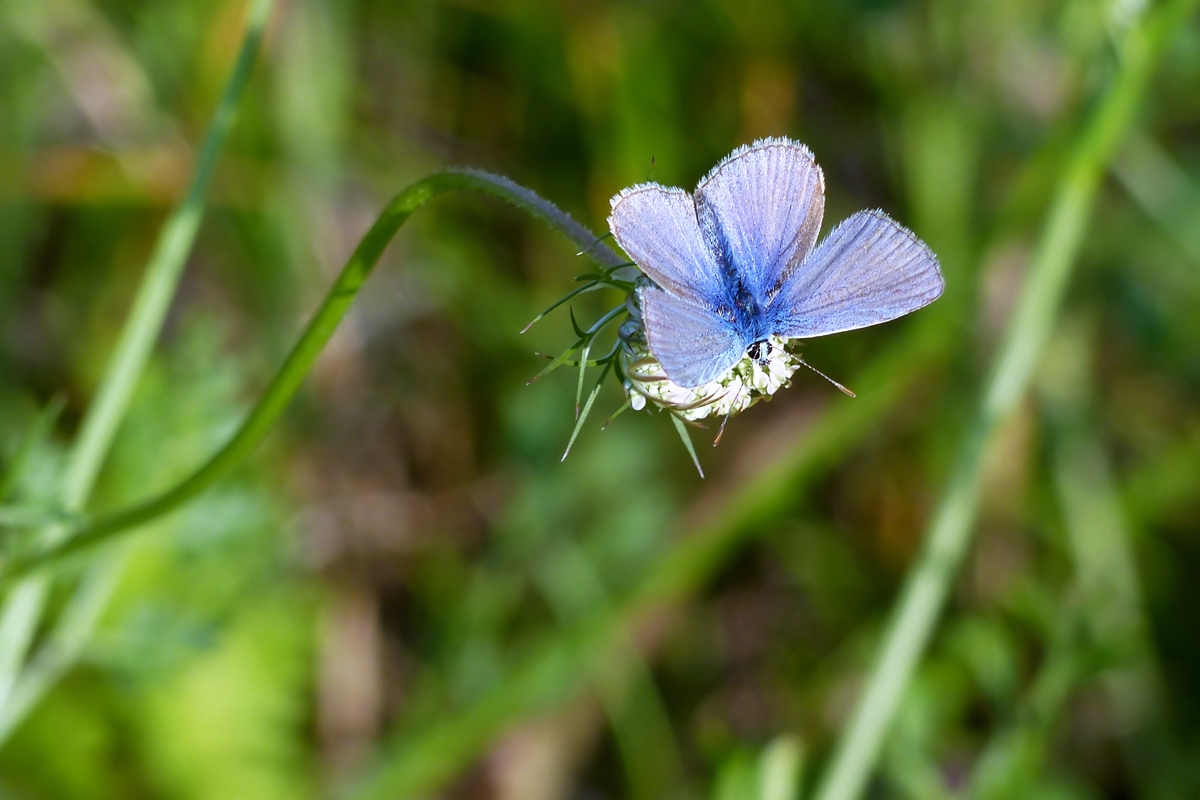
[608,137,944,389]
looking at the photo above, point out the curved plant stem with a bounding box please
[0,168,624,582]
[0,0,276,727]
[811,2,1198,799]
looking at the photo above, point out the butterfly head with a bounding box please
[746,339,773,366]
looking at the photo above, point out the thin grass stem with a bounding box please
[0,0,276,733]
[758,737,804,800]
[58,0,276,514]
[811,3,1198,798]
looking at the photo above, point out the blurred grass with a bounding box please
[0,0,274,751]
[2,1,1200,799]
[815,1,1198,796]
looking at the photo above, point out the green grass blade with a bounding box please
[576,339,593,418]
[59,0,276,514]
[569,306,588,338]
[811,3,1198,798]
[0,0,276,735]
[758,737,805,800]
[562,362,610,461]
[0,552,124,743]
[669,413,704,478]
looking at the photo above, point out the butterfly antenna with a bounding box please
[575,232,613,257]
[799,358,856,398]
[713,412,733,447]
[713,384,745,447]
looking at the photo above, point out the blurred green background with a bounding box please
[1,0,1200,798]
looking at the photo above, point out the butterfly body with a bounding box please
[610,138,944,390]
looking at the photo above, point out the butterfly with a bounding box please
[608,137,944,389]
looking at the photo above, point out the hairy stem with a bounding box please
[0,168,623,582]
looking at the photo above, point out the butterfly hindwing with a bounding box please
[772,210,944,339]
[638,285,748,388]
[694,138,825,303]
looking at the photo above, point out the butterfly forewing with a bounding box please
[608,184,726,306]
[694,138,825,303]
[772,210,944,339]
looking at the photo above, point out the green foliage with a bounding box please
[2,1,1200,799]
[136,590,313,800]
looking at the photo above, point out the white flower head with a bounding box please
[622,333,800,421]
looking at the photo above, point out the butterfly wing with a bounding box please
[772,210,944,339]
[609,183,727,305]
[638,285,748,388]
[610,183,747,387]
[693,137,825,303]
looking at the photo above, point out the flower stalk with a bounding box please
[0,168,628,581]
